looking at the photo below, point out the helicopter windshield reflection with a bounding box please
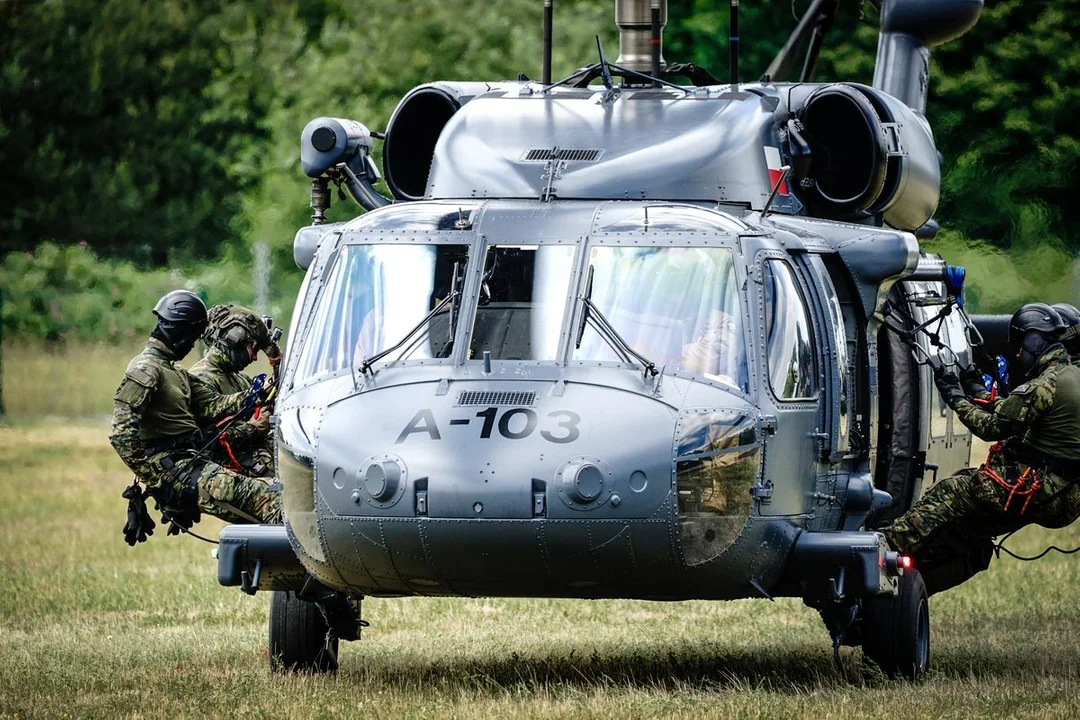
[575,246,748,391]
[294,243,469,383]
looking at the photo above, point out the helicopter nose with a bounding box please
[309,381,680,522]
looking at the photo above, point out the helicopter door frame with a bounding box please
[750,249,825,517]
[800,254,854,463]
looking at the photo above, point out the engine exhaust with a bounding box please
[615,0,666,73]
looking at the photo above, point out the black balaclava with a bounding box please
[151,290,208,360]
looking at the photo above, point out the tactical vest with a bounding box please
[1023,363,1080,461]
[131,346,202,441]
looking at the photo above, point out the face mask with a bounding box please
[215,340,255,372]
[152,321,203,360]
[1012,331,1052,383]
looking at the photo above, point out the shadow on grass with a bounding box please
[330,638,1079,693]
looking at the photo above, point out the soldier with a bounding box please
[190,304,281,478]
[110,290,282,544]
[883,303,1080,595]
[1051,303,1080,363]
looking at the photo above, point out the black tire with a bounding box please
[269,591,339,674]
[862,569,930,680]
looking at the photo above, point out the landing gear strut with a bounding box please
[815,568,930,681]
[862,569,930,680]
[268,590,366,674]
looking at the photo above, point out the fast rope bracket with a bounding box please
[880,264,987,373]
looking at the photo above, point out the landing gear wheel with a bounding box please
[269,590,339,674]
[862,569,930,680]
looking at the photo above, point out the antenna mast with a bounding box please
[729,0,739,90]
[543,0,553,85]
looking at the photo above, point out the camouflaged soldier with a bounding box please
[109,290,282,532]
[1052,303,1080,364]
[189,305,281,478]
[884,303,1080,595]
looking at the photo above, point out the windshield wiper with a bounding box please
[574,265,659,379]
[358,290,459,376]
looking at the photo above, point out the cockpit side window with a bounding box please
[469,244,576,361]
[763,260,818,401]
[574,246,748,392]
[293,243,469,384]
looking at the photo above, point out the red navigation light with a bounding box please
[901,554,914,571]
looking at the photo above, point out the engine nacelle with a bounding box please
[382,82,520,201]
[788,82,940,231]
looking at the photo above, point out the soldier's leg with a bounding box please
[191,461,282,524]
[916,536,995,596]
[206,436,275,479]
[883,468,995,556]
[1029,475,1080,530]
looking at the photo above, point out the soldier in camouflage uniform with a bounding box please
[190,305,281,478]
[1052,303,1080,364]
[884,303,1080,595]
[110,290,282,531]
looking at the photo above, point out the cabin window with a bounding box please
[763,260,818,400]
[293,243,470,383]
[573,246,748,391]
[469,243,576,361]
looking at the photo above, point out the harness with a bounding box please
[202,373,271,473]
[979,443,1042,514]
[142,428,212,456]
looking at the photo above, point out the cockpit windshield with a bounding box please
[293,243,469,383]
[470,243,576,361]
[573,246,748,391]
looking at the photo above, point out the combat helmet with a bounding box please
[204,304,272,371]
[151,290,208,359]
[1052,303,1080,355]
[1008,302,1068,380]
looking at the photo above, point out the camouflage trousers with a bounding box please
[147,450,282,525]
[883,462,1080,594]
[209,435,275,479]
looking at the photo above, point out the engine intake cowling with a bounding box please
[792,83,940,232]
[382,82,515,201]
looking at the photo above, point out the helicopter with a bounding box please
[215,0,1006,680]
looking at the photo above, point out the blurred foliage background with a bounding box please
[1,0,1078,355]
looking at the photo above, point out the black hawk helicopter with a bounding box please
[216,0,1004,680]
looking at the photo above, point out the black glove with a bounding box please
[960,364,989,398]
[121,481,155,546]
[148,477,201,536]
[935,370,967,409]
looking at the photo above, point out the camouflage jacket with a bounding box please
[951,346,1080,461]
[109,339,247,479]
[189,347,263,448]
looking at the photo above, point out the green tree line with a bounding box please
[1,0,1077,342]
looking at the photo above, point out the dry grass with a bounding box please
[1,423,1078,719]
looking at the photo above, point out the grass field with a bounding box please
[0,341,275,421]
[1,423,1078,719]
